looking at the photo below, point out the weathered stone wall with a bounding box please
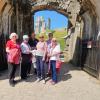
[90,0,100,29]
[31,0,81,26]
[0,0,32,70]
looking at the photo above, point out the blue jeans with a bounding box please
[50,60,57,83]
[36,56,45,79]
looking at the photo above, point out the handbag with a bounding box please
[56,60,62,73]
[56,60,62,69]
[8,48,20,64]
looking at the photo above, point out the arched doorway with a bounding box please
[33,10,68,51]
[22,0,100,78]
[24,0,99,79]
[0,0,100,79]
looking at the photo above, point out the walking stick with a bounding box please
[19,57,22,79]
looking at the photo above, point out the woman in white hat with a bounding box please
[6,33,21,87]
[20,35,32,80]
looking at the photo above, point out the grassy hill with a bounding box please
[36,29,67,51]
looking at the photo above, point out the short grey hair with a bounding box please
[23,35,29,40]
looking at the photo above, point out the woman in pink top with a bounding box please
[36,34,47,84]
[6,33,21,87]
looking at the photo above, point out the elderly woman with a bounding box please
[6,33,21,86]
[46,32,53,76]
[20,35,32,80]
[36,34,47,84]
[48,38,61,85]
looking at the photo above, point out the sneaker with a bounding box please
[49,79,53,83]
[42,80,46,84]
[21,77,27,81]
[51,81,56,85]
[13,80,17,84]
[9,80,15,87]
[10,83,15,87]
[46,73,51,77]
[34,69,37,75]
[36,78,41,82]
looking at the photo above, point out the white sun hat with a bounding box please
[9,33,18,39]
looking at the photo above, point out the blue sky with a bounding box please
[33,10,68,30]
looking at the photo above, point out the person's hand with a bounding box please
[42,58,45,61]
[26,50,32,54]
[60,51,63,54]
[47,54,51,57]
[30,50,33,53]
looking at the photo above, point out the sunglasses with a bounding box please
[12,36,17,38]
[52,40,57,42]
[39,36,44,38]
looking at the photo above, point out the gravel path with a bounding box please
[0,63,100,100]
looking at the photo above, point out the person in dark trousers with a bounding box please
[46,32,53,76]
[28,32,38,74]
[6,33,21,87]
[20,35,32,80]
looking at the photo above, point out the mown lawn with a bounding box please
[36,29,67,51]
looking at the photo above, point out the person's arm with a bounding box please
[51,44,61,56]
[42,42,47,61]
[6,41,10,53]
[6,47,10,53]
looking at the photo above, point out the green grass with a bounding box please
[36,29,67,51]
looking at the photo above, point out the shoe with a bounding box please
[9,80,15,87]
[13,80,17,84]
[21,78,27,81]
[49,79,53,83]
[46,73,51,77]
[10,83,15,87]
[34,69,37,75]
[51,81,56,85]
[36,78,41,82]
[42,80,46,84]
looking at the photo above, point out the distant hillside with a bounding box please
[53,30,67,50]
[54,28,67,31]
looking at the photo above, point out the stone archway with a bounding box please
[30,0,81,27]
[30,0,82,63]
[30,0,99,78]
[0,0,100,79]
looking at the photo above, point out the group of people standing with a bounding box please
[6,32,62,87]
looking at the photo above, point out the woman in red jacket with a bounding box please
[6,33,21,87]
